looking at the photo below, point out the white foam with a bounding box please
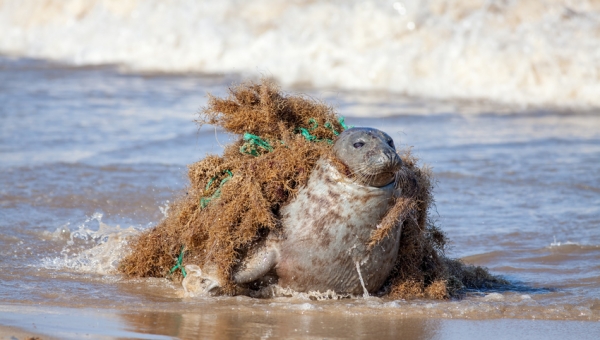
[550,240,578,247]
[483,292,505,301]
[40,212,140,275]
[158,200,170,219]
[259,285,355,300]
[2,0,600,107]
[548,236,600,250]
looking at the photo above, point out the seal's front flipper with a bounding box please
[233,244,279,285]
[182,264,223,297]
[182,245,278,296]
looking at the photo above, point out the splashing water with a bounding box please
[41,212,140,275]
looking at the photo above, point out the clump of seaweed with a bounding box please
[119,79,504,298]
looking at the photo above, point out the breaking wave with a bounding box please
[1,0,600,107]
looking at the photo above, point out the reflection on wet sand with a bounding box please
[120,308,436,339]
[3,304,600,339]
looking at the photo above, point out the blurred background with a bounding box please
[2,0,599,107]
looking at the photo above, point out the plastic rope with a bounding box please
[324,117,352,136]
[169,246,187,278]
[240,133,273,157]
[297,116,352,143]
[200,170,233,209]
[339,116,352,130]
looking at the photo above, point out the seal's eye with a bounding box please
[353,142,365,148]
[388,140,394,148]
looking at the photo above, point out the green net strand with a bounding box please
[297,117,350,143]
[240,117,351,155]
[324,116,352,136]
[323,121,338,136]
[240,133,274,156]
[296,118,320,142]
[296,127,319,142]
[298,116,351,142]
[207,117,350,207]
[200,170,233,209]
[169,246,187,278]
[339,116,352,130]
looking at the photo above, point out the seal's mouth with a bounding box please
[374,171,397,187]
[356,169,398,188]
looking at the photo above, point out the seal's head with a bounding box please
[332,127,402,187]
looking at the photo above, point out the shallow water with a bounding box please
[1,56,600,338]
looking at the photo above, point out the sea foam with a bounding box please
[40,212,140,275]
[1,0,599,107]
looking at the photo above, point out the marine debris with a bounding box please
[119,79,505,298]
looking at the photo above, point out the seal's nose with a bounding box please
[382,148,402,171]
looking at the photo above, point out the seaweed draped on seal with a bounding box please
[119,79,507,299]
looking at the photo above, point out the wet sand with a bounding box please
[0,326,53,340]
[1,304,600,339]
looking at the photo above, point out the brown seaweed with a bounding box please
[119,79,504,298]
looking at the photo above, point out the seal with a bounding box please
[183,127,403,296]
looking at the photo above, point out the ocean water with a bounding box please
[1,56,599,338]
[1,0,600,338]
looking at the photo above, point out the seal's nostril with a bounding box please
[383,150,395,161]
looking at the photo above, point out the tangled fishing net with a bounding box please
[119,80,506,298]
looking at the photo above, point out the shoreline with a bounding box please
[0,325,56,340]
[1,304,599,339]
